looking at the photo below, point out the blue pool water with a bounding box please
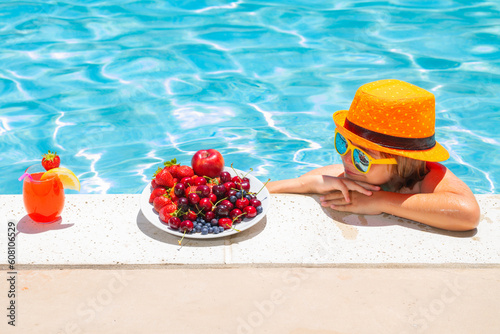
[1,0,499,194]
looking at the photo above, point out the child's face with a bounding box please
[340,145,393,185]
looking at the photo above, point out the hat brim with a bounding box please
[333,110,449,162]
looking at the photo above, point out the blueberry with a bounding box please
[199,218,206,225]
[219,226,225,233]
[201,227,208,235]
[256,206,263,214]
[236,191,243,199]
[205,223,211,228]
[229,195,237,203]
[245,194,252,201]
[210,218,218,226]
[213,228,219,234]
[208,227,214,233]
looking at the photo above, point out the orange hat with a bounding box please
[333,79,449,162]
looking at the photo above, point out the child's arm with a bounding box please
[267,164,380,202]
[320,163,480,231]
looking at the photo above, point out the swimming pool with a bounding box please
[1,0,499,194]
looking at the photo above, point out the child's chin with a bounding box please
[344,168,363,179]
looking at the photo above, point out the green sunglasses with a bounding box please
[334,130,397,174]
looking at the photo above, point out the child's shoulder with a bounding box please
[421,162,469,194]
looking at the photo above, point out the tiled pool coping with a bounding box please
[1,194,498,267]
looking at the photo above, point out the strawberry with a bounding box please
[177,165,194,179]
[159,210,172,224]
[154,167,174,188]
[208,177,221,185]
[162,203,178,214]
[41,150,60,171]
[153,195,172,212]
[164,158,181,178]
[149,187,167,203]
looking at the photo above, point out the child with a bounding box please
[267,79,480,231]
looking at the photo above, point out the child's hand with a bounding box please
[315,175,380,203]
[320,190,384,215]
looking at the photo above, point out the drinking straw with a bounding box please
[18,172,33,181]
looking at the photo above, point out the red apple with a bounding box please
[191,149,225,178]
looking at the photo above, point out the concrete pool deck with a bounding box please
[1,193,499,333]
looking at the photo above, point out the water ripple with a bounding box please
[1,0,498,194]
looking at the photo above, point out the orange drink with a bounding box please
[23,164,65,223]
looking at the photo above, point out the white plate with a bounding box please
[140,167,270,239]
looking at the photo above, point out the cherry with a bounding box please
[215,204,230,217]
[199,197,213,212]
[188,192,200,205]
[218,218,232,230]
[235,198,250,210]
[229,208,243,223]
[212,184,226,198]
[186,210,197,221]
[180,177,192,187]
[220,199,234,211]
[177,197,189,211]
[174,183,185,197]
[240,181,250,192]
[193,176,207,186]
[243,205,257,218]
[227,189,237,198]
[168,216,181,230]
[196,185,210,198]
[209,193,217,203]
[205,211,215,221]
[242,177,250,183]
[250,199,261,207]
[179,220,194,232]
[220,171,231,183]
[232,176,242,184]
[223,181,235,192]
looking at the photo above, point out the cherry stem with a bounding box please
[256,178,271,195]
[242,168,253,179]
[230,163,241,178]
[213,196,229,207]
[178,230,187,246]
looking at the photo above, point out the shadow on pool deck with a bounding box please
[16,215,74,234]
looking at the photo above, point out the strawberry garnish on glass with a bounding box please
[41,150,61,171]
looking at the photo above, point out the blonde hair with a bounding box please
[380,152,428,192]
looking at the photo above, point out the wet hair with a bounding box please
[381,152,428,192]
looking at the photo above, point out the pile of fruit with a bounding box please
[148,149,266,236]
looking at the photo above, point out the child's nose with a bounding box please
[341,152,353,165]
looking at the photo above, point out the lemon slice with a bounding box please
[41,167,81,191]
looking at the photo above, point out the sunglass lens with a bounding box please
[335,133,348,155]
[353,149,370,173]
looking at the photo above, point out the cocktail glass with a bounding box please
[22,164,65,223]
